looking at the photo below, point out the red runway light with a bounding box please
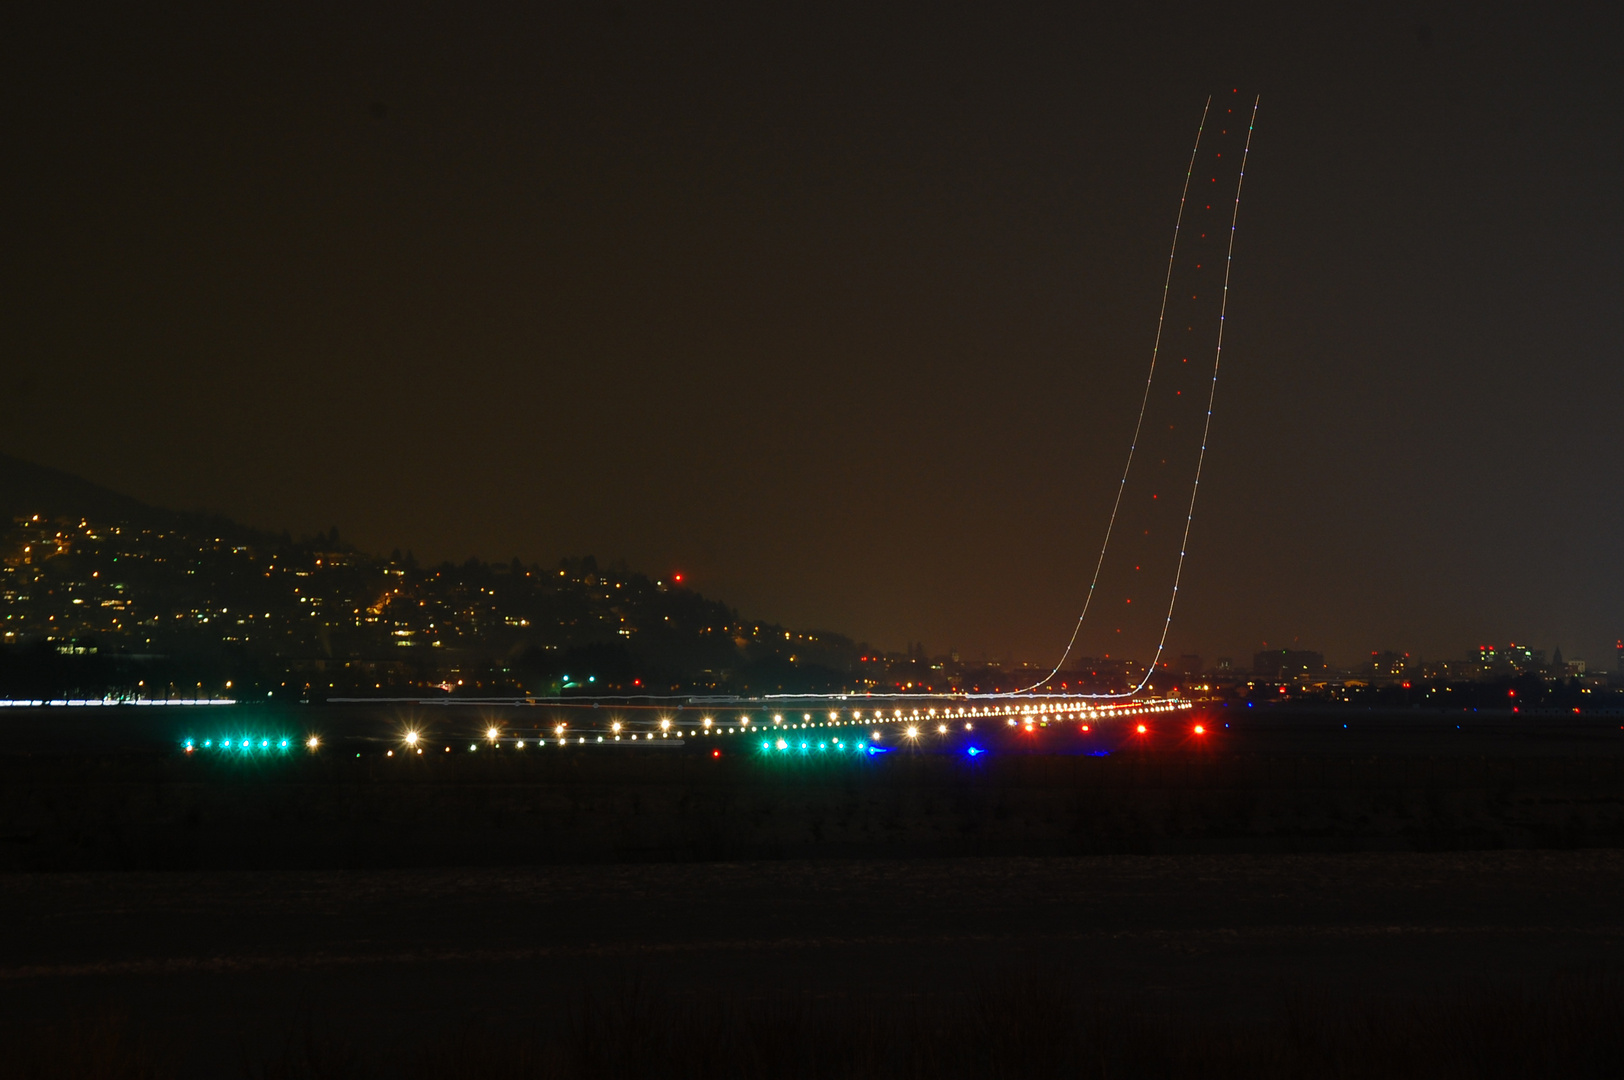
[1136,724,1147,734]
[1193,724,1205,735]
[712,749,721,758]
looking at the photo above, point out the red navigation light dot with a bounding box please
[673,573,683,583]
[712,748,721,758]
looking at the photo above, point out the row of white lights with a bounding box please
[391,699,1190,748]
[174,700,1192,756]
[1,698,237,707]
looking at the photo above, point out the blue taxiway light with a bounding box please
[966,746,984,757]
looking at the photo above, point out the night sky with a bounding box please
[3,2,1619,669]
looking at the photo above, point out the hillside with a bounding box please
[0,454,975,700]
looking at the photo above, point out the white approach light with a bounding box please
[660,717,671,731]
[612,721,622,733]
[487,727,501,742]
[404,730,420,747]
[306,736,319,749]
[906,726,918,738]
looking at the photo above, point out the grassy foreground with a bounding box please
[3,969,1621,1079]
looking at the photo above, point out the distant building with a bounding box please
[1173,654,1203,678]
[1368,651,1410,679]
[1478,643,1540,674]
[1422,659,1484,680]
[1253,649,1326,680]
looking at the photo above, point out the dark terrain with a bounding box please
[3,706,1623,1076]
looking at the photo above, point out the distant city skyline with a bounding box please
[5,454,1617,708]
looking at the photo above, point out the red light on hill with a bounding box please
[673,573,684,583]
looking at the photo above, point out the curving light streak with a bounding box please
[1016,97,1212,695]
[1021,93,1259,699]
[1132,95,1263,697]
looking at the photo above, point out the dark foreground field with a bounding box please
[4,710,1623,1076]
[3,852,1623,1077]
[4,709,1624,870]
